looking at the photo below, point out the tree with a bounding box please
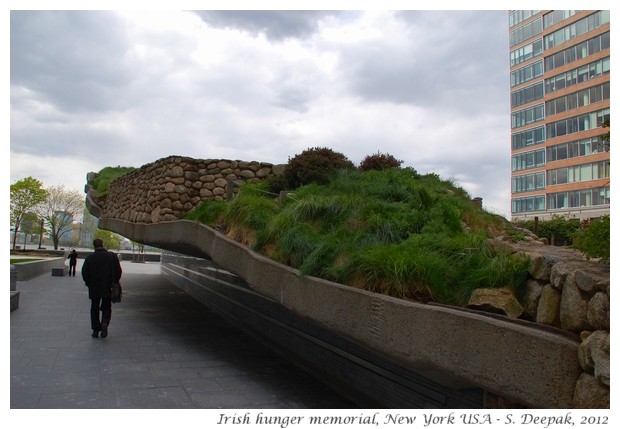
[41,185,85,250]
[572,215,610,263]
[20,212,40,249]
[10,177,49,250]
[94,229,122,250]
[601,119,610,151]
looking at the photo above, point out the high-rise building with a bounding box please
[509,10,610,221]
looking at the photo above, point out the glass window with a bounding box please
[580,190,591,207]
[577,67,588,83]
[556,144,568,160]
[602,57,610,73]
[557,168,568,184]
[576,19,588,36]
[536,150,545,166]
[568,117,579,133]
[567,69,577,87]
[536,172,545,189]
[556,96,567,113]
[580,89,590,107]
[581,164,592,181]
[526,152,535,168]
[556,120,567,136]
[557,193,567,208]
[601,32,610,49]
[568,166,578,183]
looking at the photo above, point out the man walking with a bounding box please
[81,239,122,338]
[67,249,78,276]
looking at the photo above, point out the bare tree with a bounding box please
[41,185,85,250]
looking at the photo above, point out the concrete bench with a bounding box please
[51,267,68,277]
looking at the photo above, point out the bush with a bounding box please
[572,215,610,262]
[359,151,403,171]
[514,215,581,245]
[283,147,356,189]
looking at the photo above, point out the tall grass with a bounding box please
[184,168,530,306]
[91,166,136,196]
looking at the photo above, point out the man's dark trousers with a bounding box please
[91,297,111,331]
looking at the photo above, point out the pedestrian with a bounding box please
[81,239,122,339]
[67,249,78,276]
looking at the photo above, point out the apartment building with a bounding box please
[509,10,610,220]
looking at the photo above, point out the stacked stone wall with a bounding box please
[96,156,285,223]
[519,244,610,408]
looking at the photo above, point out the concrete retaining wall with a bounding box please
[98,217,581,409]
[12,257,67,281]
[161,251,485,408]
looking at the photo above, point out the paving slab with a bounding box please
[10,259,355,410]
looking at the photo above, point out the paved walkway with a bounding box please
[10,258,355,409]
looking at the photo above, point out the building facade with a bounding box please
[509,10,610,221]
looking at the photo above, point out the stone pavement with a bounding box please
[10,258,356,409]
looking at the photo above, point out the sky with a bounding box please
[7,2,613,221]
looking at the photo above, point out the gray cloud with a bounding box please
[193,10,338,40]
[10,10,513,217]
[340,11,508,115]
[10,11,133,114]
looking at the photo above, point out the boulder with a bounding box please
[536,285,561,328]
[560,273,592,332]
[467,288,524,319]
[573,373,609,409]
[587,292,610,331]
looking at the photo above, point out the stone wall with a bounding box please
[486,240,610,408]
[92,156,285,223]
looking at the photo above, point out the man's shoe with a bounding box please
[92,330,99,338]
[100,323,108,338]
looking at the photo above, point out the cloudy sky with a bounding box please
[10,6,515,217]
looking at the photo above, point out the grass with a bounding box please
[90,166,136,197]
[10,258,44,264]
[183,168,531,307]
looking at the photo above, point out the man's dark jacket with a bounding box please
[81,248,122,299]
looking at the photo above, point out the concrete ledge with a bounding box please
[11,265,17,291]
[98,217,581,408]
[10,291,20,311]
[12,257,67,281]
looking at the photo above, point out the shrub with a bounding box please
[283,147,355,189]
[514,215,581,245]
[359,151,403,171]
[572,215,610,262]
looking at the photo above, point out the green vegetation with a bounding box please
[359,151,404,172]
[185,167,530,307]
[515,215,611,263]
[281,147,356,190]
[90,166,136,196]
[572,215,610,262]
[10,258,44,264]
[514,215,581,246]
